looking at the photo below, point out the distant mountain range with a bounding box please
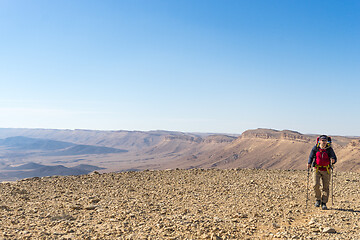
[0,162,104,181]
[0,136,74,150]
[0,128,359,181]
[0,136,127,155]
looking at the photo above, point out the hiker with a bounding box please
[307,135,337,210]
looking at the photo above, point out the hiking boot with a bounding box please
[315,200,321,207]
[321,203,328,210]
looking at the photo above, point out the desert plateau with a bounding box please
[1,128,360,239]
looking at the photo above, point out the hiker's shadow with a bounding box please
[332,208,360,213]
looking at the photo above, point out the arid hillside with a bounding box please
[1,169,359,239]
[0,128,188,150]
[169,129,360,172]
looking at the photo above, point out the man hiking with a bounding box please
[307,135,337,210]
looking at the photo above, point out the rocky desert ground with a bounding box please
[1,168,359,239]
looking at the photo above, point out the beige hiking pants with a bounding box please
[313,169,331,203]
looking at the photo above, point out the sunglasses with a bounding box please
[320,139,327,141]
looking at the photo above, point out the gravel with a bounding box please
[0,168,359,239]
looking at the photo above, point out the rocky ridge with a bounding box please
[1,169,359,239]
[241,129,311,142]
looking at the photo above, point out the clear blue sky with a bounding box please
[1,0,359,136]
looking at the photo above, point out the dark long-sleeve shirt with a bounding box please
[308,145,337,165]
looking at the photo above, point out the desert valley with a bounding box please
[0,128,360,181]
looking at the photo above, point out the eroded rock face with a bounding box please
[241,129,311,142]
[0,169,359,239]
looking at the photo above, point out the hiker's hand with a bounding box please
[307,163,311,169]
[331,158,336,164]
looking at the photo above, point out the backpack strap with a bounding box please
[314,163,331,174]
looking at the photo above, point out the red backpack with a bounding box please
[316,148,330,166]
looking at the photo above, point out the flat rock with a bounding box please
[84,205,97,210]
[322,227,336,233]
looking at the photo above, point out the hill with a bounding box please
[0,136,74,150]
[0,169,359,239]
[0,136,127,155]
[0,162,105,181]
[160,129,360,172]
[3,162,46,170]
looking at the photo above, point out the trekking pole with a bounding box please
[306,167,310,209]
[331,164,334,206]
